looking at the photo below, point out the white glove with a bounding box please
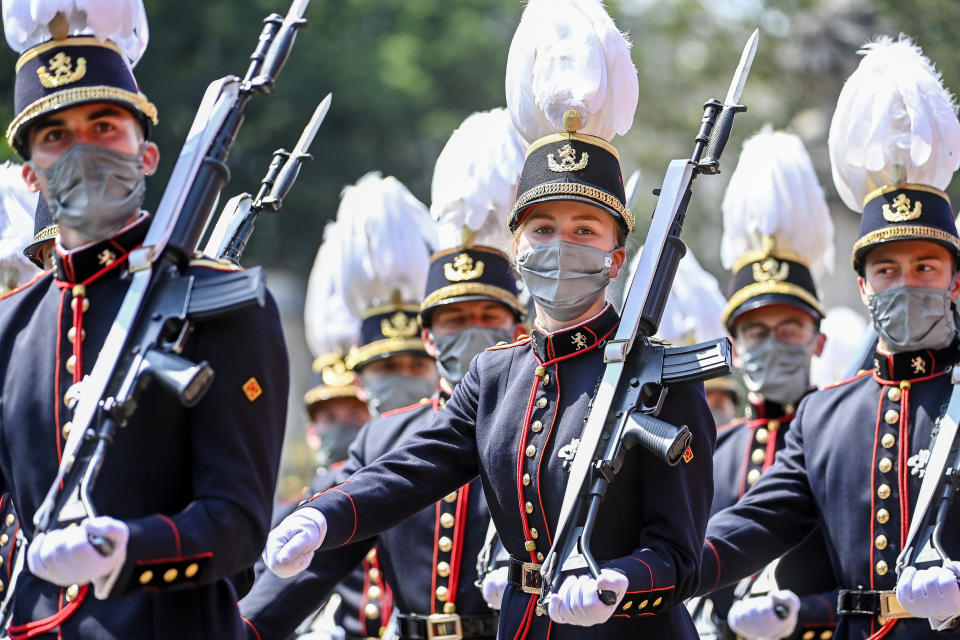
[264,508,327,578]
[480,566,509,610]
[896,563,960,628]
[546,569,628,626]
[727,590,800,639]
[28,516,128,599]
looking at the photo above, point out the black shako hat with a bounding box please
[23,193,56,269]
[304,351,362,409]
[345,298,427,372]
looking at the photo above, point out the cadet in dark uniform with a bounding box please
[23,195,56,271]
[698,37,960,640]
[0,4,288,638]
[264,3,716,638]
[701,129,839,640]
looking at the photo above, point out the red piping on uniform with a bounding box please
[763,415,793,472]
[627,555,653,588]
[430,502,441,614]
[625,585,674,594]
[54,288,66,466]
[240,617,263,640]
[516,374,541,563]
[135,551,212,565]
[7,525,19,580]
[446,484,470,611]
[0,270,46,302]
[535,363,560,546]
[823,369,871,390]
[512,595,537,640]
[812,593,836,623]
[873,370,946,386]
[869,391,884,591]
[7,584,88,639]
[865,618,897,640]
[332,489,358,544]
[897,383,911,547]
[155,514,182,557]
[704,539,722,591]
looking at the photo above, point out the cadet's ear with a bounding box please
[608,246,627,279]
[812,332,827,358]
[421,328,438,358]
[22,162,42,193]
[142,142,160,176]
[950,270,960,302]
[857,275,872,308]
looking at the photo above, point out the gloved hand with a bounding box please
[546,569,628,626]
[727,590,800,639]
[264,508,327,578]
[896,563,960,628]
[28,516,128,597]
[481,566,509,610]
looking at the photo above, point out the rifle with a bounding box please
[538,30,758,609]
[204,93,331,263]
[33,0,314,550]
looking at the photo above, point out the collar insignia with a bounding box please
[911,356,927,375]
[547,143,589,172]
[882,193,923,222]
[381,311,419,339]
[443,252,485,282]
[752,257,789,282]
[97,249,117,267]
[571,332,588,350]
[37,52,87,88]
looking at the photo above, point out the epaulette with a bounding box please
[485,335,532,351]
[0,269,48,302]
[380,397,432,418]
[823,368,872,390]
[188,256,243,272]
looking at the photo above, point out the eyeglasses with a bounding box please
[735,318,817,350]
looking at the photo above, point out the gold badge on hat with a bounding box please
[548,143,589,172]
[37,52,87,88]
[882,193,922,222]
[320,355,355,388]
[752,257,789,283]
[443,253,485,282]
[381,311,419,338]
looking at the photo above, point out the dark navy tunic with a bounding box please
[706,398,839,640]
[701,344,960,640]
[240,395,497,640]
[299,304,716,640]
[0,216,288,639]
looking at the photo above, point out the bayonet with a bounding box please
[725,29,759,106]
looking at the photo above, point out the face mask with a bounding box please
[36,142,146,242]
[867,285,957,353]
[516,240,613,322]
[432,327,514,385]
[739,338,812,405]
[362,374,436,418]
[314,422,360,468]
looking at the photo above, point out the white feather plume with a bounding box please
[721,125,835,277]
[505,0,638,143]
[431,108,526,254]
[810,307,870,388]
[0,162,39,287]
[828,35,960,212]
[656,250,726,346]
[332,172,436,318]
[2,0,149,64]
[304,219,361,359]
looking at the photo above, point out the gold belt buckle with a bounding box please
[426,613,463,640]
[879,590,912,624]
[521,562,543,595]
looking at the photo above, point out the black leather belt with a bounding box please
[507,557,543,595]
[396,612,498,640]
[837,589,911,623]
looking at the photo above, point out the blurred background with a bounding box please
[2,0,956,497]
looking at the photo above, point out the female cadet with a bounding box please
[265,2,715,638]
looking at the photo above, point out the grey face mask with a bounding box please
[35,142,146,243]
[740,338,812,405]
[363,374,436,418]
[314,422,360,468]
[868,286,957,353]
[516,240,612,322]
[432,327,514,385]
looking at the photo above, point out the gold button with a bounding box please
[639,599,649,609]
[535,366,546,378]
[525,540,536,552]
[369,567,381,581]
[67,327,85,343]
[876,560,888,576]
[0,581,4,593]
[444,492,458,503]
[622,600,633,610]
[884,410,899,425]
[443,602,456,614]
[62,422,71,439]
[364,603,380,619]
[747,469,761,485]
[139,570,154,585]
[653,597,663,607]
[525,501,534,514]
[437,562,450,578]
[536,552,544,562]
[365,548,378,563]
[184,563,199,579]
[526,445,537,457]
[65,355,77,375]
[530,528,539,539]
[4,514,13,527]
[65,584,79,602]
[875,534,888,550]
[887,387,902,402]
[531,420,543,433]
[368,585,381,600]
[70,297,90,313]
[535,607,544,616]
[881,434,896,449]
[877,484,891,500]
[820,632,833,640]
[436,586,449,601]
[768,420,780,431]
[751,449,765,465]
[536,397,548,409]
[876,508,890,524]
[71,284,86,298]
[0,556,4,566]
[803,631,816,640]
[440,513,455,529]
[542,374,550,386]
[0,534,8,545]
[879,458,893,473]
[439,536,452,552]
[523,473,531,486]
[755,428,768,444]
[163,568,178,583]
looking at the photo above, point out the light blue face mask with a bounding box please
[867,285,957,353]
[516,240,613,322]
